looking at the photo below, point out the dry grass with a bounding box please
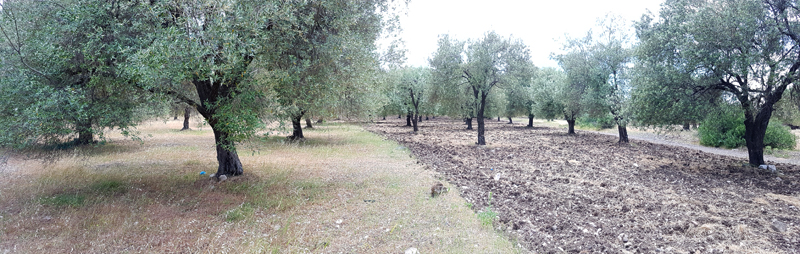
[0,120,518,253]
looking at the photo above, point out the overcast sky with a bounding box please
[397,0,664,68]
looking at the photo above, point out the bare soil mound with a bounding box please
[366,117,800,253]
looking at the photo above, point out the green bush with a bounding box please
[765,122,796,149]
[577,114,615,130]
[699,106,796,149]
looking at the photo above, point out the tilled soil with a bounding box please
[366,117,800,253]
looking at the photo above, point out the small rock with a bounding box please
[633,163,638,167]
[493,174,500,181]
[335,219,343,224]
[273,225,281,231]
[772,220,788,233]
[759,165,778,173]
[209,173,216,178]
[219,175,228,181]
[404,247,419,254]
[623,235,629,242]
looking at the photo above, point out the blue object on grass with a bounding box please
[490,168,494,171]
[200,171,206,175]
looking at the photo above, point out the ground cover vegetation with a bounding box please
[0,121,517,253]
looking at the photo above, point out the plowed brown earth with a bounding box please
[366,117,800,253]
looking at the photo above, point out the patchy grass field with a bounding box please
[0,120,518,253]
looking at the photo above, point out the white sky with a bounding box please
[398,0,664,68]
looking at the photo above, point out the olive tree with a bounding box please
[430,31,533,145]
[394,67,431,133]
[637,0,800,165]
[555,16,634,141]
[0,0,157,148]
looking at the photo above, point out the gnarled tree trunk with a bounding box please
[567,119,576,134]
[465,118,473,130]
[743,108,773,166]
[507,117,512,124]
[477,93,488,145]
[305,117,313,129]
[76,120,94,144]
[406,114,412,126]
[194,79,245,177]
[181,107,191,131]
[527,114,534,127]
[617,125,629,143]
[412,114,419,133]
[289,111,305,140]
[212,128,243,176]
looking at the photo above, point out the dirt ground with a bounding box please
[366,117,800,253]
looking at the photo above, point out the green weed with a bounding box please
[91,180,126,195]
[40,193,86,208]
[225,203,254,222]
[477,207,497,226]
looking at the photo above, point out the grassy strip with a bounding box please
[0,120,519,253]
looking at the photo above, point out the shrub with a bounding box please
[699,106,796,149]
[577,114,615,130]
[765,122,796,149]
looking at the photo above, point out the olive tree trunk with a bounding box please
[412,114,419,133]
[743,107,774,166]
[305,117,313,129]
[476,92,488,145]
[289,111,305,140]
[193,79,245,177]
[212,129,243,176]
[567,119,576,134]
[181,107,191,131]
[76,120,94,144]
[617,125,629,143]
[527,114,534,127]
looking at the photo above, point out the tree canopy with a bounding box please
[0,0,158,148]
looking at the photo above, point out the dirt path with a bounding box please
[368,117,800,253]
[592,129,800,166]
[531,118,800,166]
